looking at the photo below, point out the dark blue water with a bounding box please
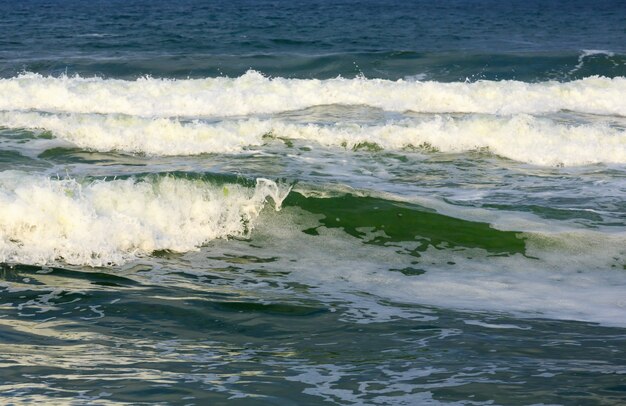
[1,0,625,80]
[1,1,626,405]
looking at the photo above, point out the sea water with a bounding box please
[0,0,625,404]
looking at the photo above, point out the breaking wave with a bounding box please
[1,71,624,117]
[2,111,625,166]
[0,172,290,266]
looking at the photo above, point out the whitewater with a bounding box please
[1,72,625,167]
[1,71,625,117]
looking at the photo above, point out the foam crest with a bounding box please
[3,112,625,166]
[1,71,624,116]
[0,112,272,155]
[0,172,290,266]
[273,114,626,166]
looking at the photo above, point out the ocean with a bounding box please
[0,0,625,404]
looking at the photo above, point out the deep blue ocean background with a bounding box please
[2,0,625,81]
[0,1,625,405]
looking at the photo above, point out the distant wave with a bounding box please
[1,51,624,82]
[568,49,620,76]
[1,71,625,117]
[2,112,625,166]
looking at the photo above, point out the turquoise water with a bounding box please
[1,1,625,404]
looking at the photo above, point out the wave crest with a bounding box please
[1,71,624,117]
[0,173,291,266]
[2,112,625,166]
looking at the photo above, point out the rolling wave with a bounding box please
[2,111,625,166]
[1,71,624,117]
[0,172,290,266]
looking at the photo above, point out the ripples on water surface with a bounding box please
[1,0,626,404]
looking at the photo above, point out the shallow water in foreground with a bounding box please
[1,261,625,405]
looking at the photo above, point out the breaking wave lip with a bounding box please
[580,49,616,58]
[0,172,291,266]
[0,70,625,117]
[568,49,621,76]
[2,111,625,166]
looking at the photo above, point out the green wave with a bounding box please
[285,192,526,255]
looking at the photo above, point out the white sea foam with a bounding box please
[580,49,616,58]
[0,172,290,266]
[0,112,269,155]
[462,320,531,330]
[2,111,624,166]
[224,207,626,327]
[0,71,624,117]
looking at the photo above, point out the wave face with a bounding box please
[0,172,290,266]
[1,72,625,117]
